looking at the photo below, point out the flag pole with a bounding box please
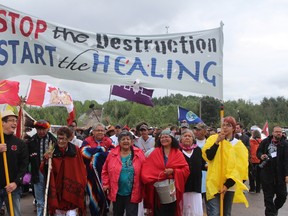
[108,85,112,102]
[16,98,25,139]
[219,24,224,215]
[43,141,54,216]
[0,113,15,216]
[220,103,224,216]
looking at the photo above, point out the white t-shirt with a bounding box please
[110,134,119,146]
[71,136,83,148]
[135,136,155,152]
[196,139,206,149]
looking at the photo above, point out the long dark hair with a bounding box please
[155,134,179,149]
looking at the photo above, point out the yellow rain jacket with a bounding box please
[202,134,249,207]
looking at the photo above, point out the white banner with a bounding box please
[0,4,224,99]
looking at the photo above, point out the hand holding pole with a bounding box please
[220,103,224,216]
[43,141,54,216]
[0,113,14,216]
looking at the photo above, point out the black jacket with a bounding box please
[27,132,57,183]
[240,133,250,150]
[0,134,29,188]
[257,135,288,184]
[182,147,206,193]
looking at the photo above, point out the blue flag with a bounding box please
[178,106,203,124]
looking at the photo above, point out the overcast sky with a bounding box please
[1,0,288,104]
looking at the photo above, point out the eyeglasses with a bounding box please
[94,129,105,132]
[6,119,18,123]
[57,137,68,142]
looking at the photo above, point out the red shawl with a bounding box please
[45,146,87,214]
[141,147,190,216]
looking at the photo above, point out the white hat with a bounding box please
[1,110,18,119]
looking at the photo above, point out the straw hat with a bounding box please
[1,110,18,119]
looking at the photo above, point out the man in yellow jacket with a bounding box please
[202,116,249,216]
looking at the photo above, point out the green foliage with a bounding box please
[24,105,68,125]
[23,95,288,132]
[200,96,221,126]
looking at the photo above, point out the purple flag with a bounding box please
[111,85,154,107]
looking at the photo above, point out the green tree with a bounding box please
[22,95,288,132]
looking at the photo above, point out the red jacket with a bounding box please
[83,135,113,149]
[101,146,146,203]
[250,138,261,163]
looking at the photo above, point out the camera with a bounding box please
[259,157,270,168]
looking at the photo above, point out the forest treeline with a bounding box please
[24,94,288,131]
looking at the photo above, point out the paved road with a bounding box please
[232,191,288,216]
[2,190,288,215]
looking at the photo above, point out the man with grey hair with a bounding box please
[81,123,114,215]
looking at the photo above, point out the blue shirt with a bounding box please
[118,154,134,196]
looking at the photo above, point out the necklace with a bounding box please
[121,153,132,168]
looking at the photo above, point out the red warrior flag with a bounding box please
[0,80,20,106]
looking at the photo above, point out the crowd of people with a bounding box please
[0,110,288,216]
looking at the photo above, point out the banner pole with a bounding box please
[220,103,224,216]
[0,113,15,216]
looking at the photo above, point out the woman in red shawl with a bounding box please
[42,127,87,216]
[141,129,190,216]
